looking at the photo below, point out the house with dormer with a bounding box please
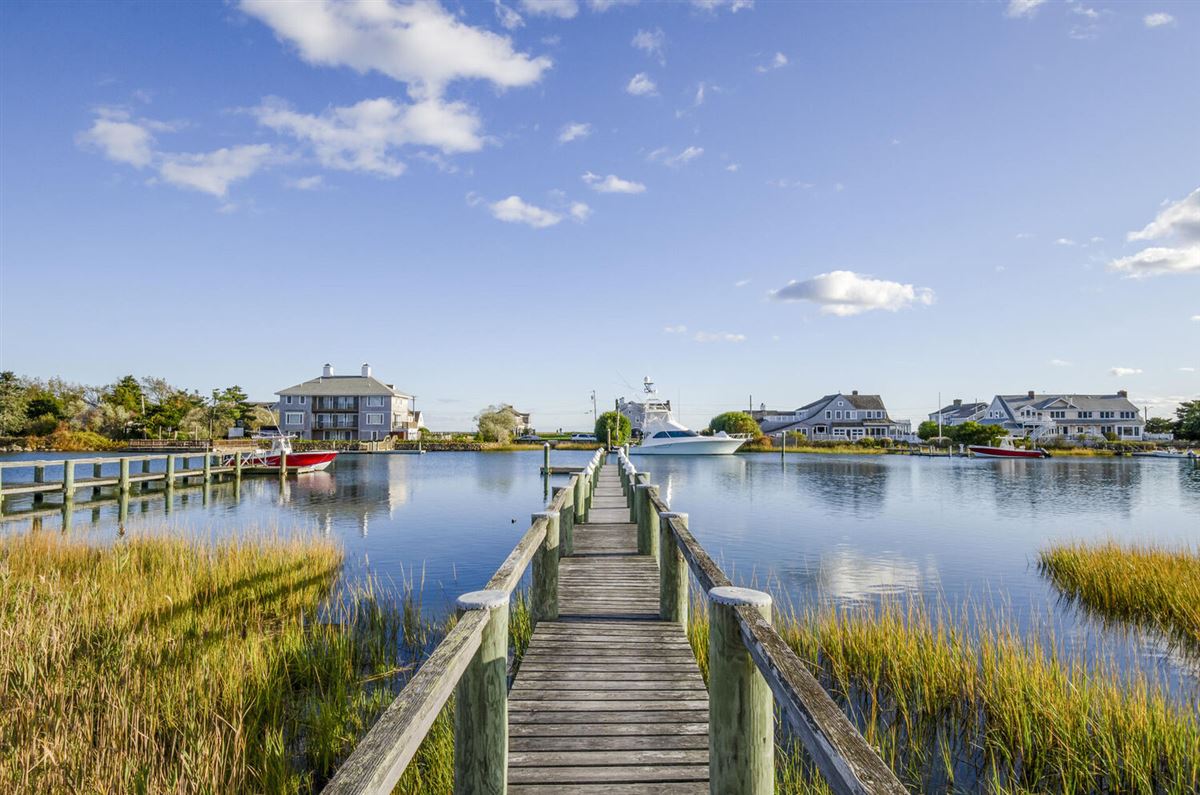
[928,399,988,427]
[980,390,1143,441]
[277,363,422,442]
[758,391,911,441]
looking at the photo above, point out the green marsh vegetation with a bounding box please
[686,592,1199,793]
[1039,540,1200,650]
[0,530,534,794]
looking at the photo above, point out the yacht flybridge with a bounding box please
[618,378,749,456]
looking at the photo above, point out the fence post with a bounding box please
[203,453,212,484]
[581,466,593,522]
[543,442,550,476]
[639,484,660,561]
[33,465,45,503]
[119,458,130,494]
[92,462,102,497]
[454,589,509,795]
[553,486,574,557]
[141,458,151,489]
[659,512,688,625]
[62,460,75,502]
[708,586,774,795]
[235,450,242,482]
[531,511,560,622]
[631,472,648,524]
[166,455,176,489]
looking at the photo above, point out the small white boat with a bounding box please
[620,378,749,456]
[1131,448,1195,459]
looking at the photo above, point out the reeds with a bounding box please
[0,531,441,794]
[685,595,1199,793]
[1039,540,1200,648]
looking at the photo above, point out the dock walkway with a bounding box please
[508,465,709,793]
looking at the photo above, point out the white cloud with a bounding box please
[253,96,482,177]
[158,144,275,197]
[1109,246,1200,278]
[494,0,524,29]
[694,331,746,343]
[1006,0,1047,18]
[588,0,638,9]
[1144,12,1175,27]
[694,81,707,106]
[735,279,750,287]
[649,145,703,167]
[239,0,551,99]
[691,0,753,12]
[631,28,665,63]
[1050,359,1072,367]
[755,52,787,73]
[1127,188,1200,243]
[582,171,646,194]
[725,162,740,172]
[1055,237,1077,246]
[663,324,687,334]
[519,0,578,18]
[626,72,657,96]
[1192,315,1200,322]
[558,121,592,143]
[569,201,592,221]
[78,116,156,168]
[1180,367,1197,373]
[489,195,562,228]
[770,270,935,316]
[1015,232,1033,239]
[1110,188,1200,278]
[1110,367,1143,377]
[286,175,324,190]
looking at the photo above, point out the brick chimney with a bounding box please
[851,390,859,396]
[953,398,962,407]
[322,363,333,377]
[1027,390,1035,399]
[1117,389,1128,398]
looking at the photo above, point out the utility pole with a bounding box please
[591,390,597,423]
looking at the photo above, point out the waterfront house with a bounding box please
[758,391,912,441]
[928,399,988,427]
[500,404,533,435]
[276,364,422,441]
[980,390,1144,441]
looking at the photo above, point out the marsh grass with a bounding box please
[0,530,464,794]
[685,593,1199,793]
[1039,541,1200,649]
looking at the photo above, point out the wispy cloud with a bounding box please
[1144,12,1175,28]
[569,201,592,221]
[1110,367,1143,377]
[489,195,562,228]
[734,279,750,287]
[663,324,687,334]
[1005,0,1046,19]
[494,0,524,29]
[1111,187,1200,278]
[285,175,324,190]
[1180,366,1196,373]
[693,330,746,342]
[725,163,740,172]
[755,52,787,73]
[770,270,935,316]
[648,145,703,167]
[626,72,658,96]
[1055,237,1078,246]
[691,0,753,12]
[582,171,646,193]
[518,0,578,19]
[631,28,665,64]
[558,121,592,143]
[1049,359,1072,367]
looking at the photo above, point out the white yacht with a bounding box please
[619,378,749,456]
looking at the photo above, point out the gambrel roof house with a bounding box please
[981,390,1144,440]
[758,391,911,440]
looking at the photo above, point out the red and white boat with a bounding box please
[224,435,338,473]
[969,438,1049,459]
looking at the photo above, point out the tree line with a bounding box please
[0,372,273,440]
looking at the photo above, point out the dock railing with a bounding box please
[616,447,906,795]
[321,449,606,794]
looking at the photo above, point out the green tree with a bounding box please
[107,375,145,415]
[0,371,29,435]
[707,411,763,438]
[1144,417,1176,435]
[595,411,631,446]
[947,421,1008,446]
[476,404,521,443]
[917,420,942,440]
[1175,400,1200,441]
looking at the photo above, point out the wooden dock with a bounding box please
[508,465,709,792]
[324,448,906,795]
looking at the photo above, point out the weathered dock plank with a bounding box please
[507,464,709,791]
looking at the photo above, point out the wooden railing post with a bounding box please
[553,486,574,556]
[62,460,75,502]
[166,455,176,489]
[141,458,151,489]
[203,453,212,484]
[639,484,660,561]
[709,587,774,795]
[531,511,560,622]
[659,512,688,625]
[573,472,586,525]
[92,462,102,497]
[631,472,648,523]
[454,589,509,795]
[118,458,130,494]
[235,450,243,483]
[33,465,45,503]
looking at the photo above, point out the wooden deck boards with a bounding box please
[507,466,710,793]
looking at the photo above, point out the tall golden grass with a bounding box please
[1039,540,1200,648]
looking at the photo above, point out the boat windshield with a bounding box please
[651,430,700,439]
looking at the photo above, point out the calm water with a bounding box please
[3,450,1198,694]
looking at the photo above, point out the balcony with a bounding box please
[314,398,359,412]
[313,416,359,430]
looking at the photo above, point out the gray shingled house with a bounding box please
[276,364,421,441]
[757,391,912,441]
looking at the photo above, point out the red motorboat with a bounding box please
[969,438,1049,459]
[224,435,338,473]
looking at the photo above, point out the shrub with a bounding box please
[707,411,763,438]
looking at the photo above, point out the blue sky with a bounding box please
[1,0,1197,430]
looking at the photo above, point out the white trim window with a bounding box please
[825,410,832,419]
[299,396,306,405]
[366,396,385,408]
[285,396,293,404]
[365,413,384,426]
[285,411,304,425]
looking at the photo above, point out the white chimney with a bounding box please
[361,363,371,378]
[322,363,333,377]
